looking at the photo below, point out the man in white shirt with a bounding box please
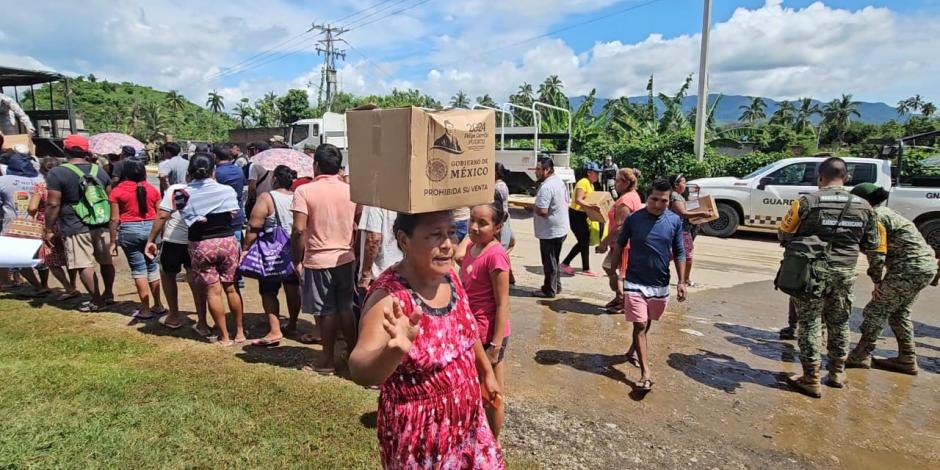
[357,206,402,290]
[532,157,571,298]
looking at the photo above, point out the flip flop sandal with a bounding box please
[192,325,213,337]
[248,337,282,347]
[131,309,159,320]
[78,301,103,313]
[57,291,81,301]
[159,315,185,330]
[638,378,654,391]
[215,339,236,347]
[151,307,169,316]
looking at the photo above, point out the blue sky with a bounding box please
[2,0,940,107]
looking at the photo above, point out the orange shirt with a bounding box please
[291,174,356,269]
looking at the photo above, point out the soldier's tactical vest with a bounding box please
[795,187,874,271]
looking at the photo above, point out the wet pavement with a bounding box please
[501,209,940,469]
[45,195,940,469]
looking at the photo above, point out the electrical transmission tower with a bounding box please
[310,23,348,112]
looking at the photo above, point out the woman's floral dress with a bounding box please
[369,269,504,469]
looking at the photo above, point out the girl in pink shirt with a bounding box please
[459,195,511,439]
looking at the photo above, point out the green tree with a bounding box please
[164,90,186,114]
[277,89,311,124]
[449,91,470,108]
[508,82,535,125]
[738,97,766,124]
[254,92,280,126]
[921,102,936,118]
[769,100,795,127]
[794,98,819,133]
[822,94,861,145]
[206,90,225,113]
[898,95,925,116]
[232,98,254,128]
[475,94,498,108]
[140,102,168,143]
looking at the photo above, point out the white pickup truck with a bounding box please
[689,157,940,250]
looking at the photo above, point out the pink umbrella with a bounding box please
[250,148,315,178]
[89,132,145,156]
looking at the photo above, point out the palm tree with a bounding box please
[449,91,470,108]
[896,99,912,117]
[141,102,168,143]
[537,75,569,131]
[165,90,186,114]
[509,82,536,125]
[738,97,766,124]
[206,90,225,113]
[794,98,820,133]
[232,98,254,128]
[822,94,861,145]
[770,100,796,127]
[921,102,937,118]
[906,95,925,113]
[475,94,497,108]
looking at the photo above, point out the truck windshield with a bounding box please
[744,163,778,179]
[290,124,309,145]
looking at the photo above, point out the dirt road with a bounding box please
[31,204,939,469]
[499,210,940,469]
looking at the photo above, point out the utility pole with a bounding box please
[310,23,348,112]
[694,0,712,161]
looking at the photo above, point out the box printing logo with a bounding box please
[428,120,463,182]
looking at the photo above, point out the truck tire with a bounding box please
[700,202,739,238]
[918,218,940,255]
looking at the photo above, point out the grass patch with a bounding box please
[0,299,539,469]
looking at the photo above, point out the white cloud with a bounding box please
[413,0,940,104]
[1,0,938,110]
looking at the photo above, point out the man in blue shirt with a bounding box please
[212,144,246,238]
[615,179,687,392]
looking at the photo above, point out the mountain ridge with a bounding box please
[568,94,909,125]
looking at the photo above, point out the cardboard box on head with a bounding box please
[347,107,496,214]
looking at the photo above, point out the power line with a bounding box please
[342,0,414,29]
[420,0,668,69]
[346,41,393,80]
[346,0,434,31]
[332,0,399,25]
[207,30,313,81]
[209,42,317,82]
[207,33,314,81]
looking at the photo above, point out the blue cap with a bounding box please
[583,161,601,173]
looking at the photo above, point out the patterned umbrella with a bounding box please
[250,148,315,178]
[88,132,145,156]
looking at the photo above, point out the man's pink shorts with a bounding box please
[624,291,668,323]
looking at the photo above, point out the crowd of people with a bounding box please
[2,131,938,466]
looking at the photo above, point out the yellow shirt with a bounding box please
[569,178,594,212]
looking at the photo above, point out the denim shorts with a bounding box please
[119,221,159,281]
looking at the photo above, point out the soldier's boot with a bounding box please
[846,342,874,369]
[786,362,822,398]
[778,325,796,340]
[825,356,847,388]
[872,342,918,376]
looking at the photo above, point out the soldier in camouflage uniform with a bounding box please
[846,183,938,375]
[777,158,881,398]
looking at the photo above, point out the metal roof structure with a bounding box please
[0,66,67,87]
